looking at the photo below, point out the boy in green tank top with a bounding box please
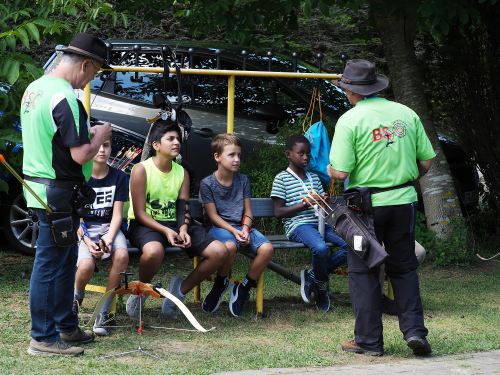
[126,120,228,316]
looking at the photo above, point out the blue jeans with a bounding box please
[289,223,348,283]
[208,225,270,255]
[30,210,79,342]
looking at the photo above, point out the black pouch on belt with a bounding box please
[46,185,79,247]
[73,184,97,217]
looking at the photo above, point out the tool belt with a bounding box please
[25,176,96,247]
[326,182,414,269]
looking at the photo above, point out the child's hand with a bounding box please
[179,231,191,248]
[99,236,112,253]
[235,230,250,246]
[165,228,186,248]
[85,238,104,258]
[304,194,327,206]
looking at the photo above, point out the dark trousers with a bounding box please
[348,202,428,352]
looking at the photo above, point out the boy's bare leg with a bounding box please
[75,258,96,291]
[247,243,274,280]
[106,248,129,293]
[139,241,165,283]
[216,241,237,276]
[180,240,228,295]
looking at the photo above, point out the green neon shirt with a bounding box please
[330,97,436,207]
[20,75,92,209]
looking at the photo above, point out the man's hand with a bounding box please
[92,122,112,141]
[327,164,349,180]
[178,228,191,248]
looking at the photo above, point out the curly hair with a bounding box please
[285,133,310,151]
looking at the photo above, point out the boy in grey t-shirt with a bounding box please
[199,134,274,317]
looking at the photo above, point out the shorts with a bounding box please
[128,219,216,259]
[208,225,270,256]
[76,222,128,269]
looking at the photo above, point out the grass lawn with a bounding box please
[1,242,499,375]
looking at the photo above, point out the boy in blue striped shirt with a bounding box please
[271,134,348,311]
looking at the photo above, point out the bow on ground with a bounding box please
[84,280,214,333]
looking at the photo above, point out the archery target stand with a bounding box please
[98,273,166,362]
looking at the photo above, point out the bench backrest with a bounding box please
[189,197,346,221]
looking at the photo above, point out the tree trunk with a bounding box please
[370,3,462,237]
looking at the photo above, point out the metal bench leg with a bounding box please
[256,273,264,316]
[193,256,201,303]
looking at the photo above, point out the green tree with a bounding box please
[0,0,132,193]
[118,0,495,236]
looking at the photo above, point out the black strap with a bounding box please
[370,181,414,195]
[24,176,82,190]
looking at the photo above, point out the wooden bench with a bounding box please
[88,197,346,316]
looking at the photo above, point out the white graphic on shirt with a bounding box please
[88,186,116,218]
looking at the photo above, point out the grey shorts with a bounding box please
[76,223,128,268]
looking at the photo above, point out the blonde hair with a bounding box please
[211,133,241,156]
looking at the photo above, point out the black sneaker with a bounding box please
[406,336,432,356]
[300,269,314,303]
[202,277,230,313]
[314,282,330,312]
[93,312,114,336]
[72,296,83,316]
[229,283,250,317]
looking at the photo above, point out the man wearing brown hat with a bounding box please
[21,33,112,356]
[327,59,435,356]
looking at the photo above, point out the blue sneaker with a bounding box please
[300,269,314,303]
[162,276,185,315]
[202,277,230,313]
[314,282,330,312]
[229,283,250,317]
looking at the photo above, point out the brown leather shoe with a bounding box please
[341,339,383,356]
[59,327,95,344]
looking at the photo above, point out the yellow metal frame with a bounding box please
[83,65,342,316]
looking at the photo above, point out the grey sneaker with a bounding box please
[126,294,148,317]
[162,276,185,315]
[27,339,84,357]
[59,327,95,344]
[300,269,314,303]
[202,277,230,313]
[93,311,114,336]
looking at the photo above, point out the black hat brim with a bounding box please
[59,46,112,70]
[334,74,389,96]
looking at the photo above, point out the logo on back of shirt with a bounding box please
[21,90,43,114]
[372,120,407,147]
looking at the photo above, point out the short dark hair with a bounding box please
[285,133,310,151]
[149,119,181,144]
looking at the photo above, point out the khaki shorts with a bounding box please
[76,222,128,268]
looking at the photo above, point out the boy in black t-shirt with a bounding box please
[74,135,129,336]
[199,134,274,317]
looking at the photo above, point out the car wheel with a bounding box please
[1,185,38,255]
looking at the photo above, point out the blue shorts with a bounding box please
[208,225,270,255]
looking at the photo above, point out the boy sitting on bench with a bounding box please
[271,134,348,312]
[126,119,228,316]
[199,134,274,317]
[74,132,129,336]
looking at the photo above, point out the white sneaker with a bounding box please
[93,312,113,336]
[126,294,148,317]
[162,276,185,315]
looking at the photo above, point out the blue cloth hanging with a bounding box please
[305,120,331,185]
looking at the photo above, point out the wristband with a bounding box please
[243,223,252,232]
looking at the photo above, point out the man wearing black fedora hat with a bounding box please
[21,33,112,356]
[327,60,436,356]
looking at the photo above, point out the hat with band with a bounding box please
[334,59,388,96]
[59,33,111,70]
